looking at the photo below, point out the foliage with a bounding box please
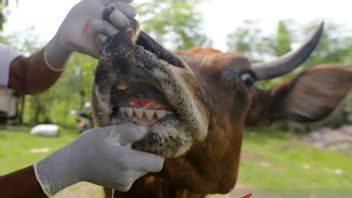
[227,20,293,61]
[0,0,15,31]
[22,53,97,126]
[1,28,97,127]
[0,0,7,31]
[301,21,352,67]
[135,0,211,50]
[227,20,294,61]
[227,20,264,61]
[274,20,293,56]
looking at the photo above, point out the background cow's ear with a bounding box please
[268,64,352,124]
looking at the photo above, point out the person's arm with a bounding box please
[8,49,63,94]
[0,124,164,197]
[6,0,136,94]
[0,166,46,198]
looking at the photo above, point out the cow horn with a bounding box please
[137,31,184,68]
[252,22,324,80]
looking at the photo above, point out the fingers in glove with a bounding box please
[108,8,131,30]
[103,0,133,6]
[120,148,165,173]
[107,2,137,18]
[84,42,100,58]
[108,123,149,144]
[89,19,119,36]
[115,184,133,192]
[114,171,145,192]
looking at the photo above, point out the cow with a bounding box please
[91,20,352,198]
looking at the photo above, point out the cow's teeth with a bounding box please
[134,108,144,119]
[119,107,172,122]
[156,110,168,119]
[145,109,156,121]
[125,107,134,118]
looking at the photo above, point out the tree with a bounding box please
[0,27,43,124]
[33,53,97,126]
[274,20,293,56]
[0,0,7,31]
[0,0,17,31]
[136,0,211,50]
[226,20,264,61]
[301,21,352,67]
[1,27,97,126]
[227,20,294,61]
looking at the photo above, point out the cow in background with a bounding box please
[91,22,352,198]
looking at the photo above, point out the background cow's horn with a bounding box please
[252,22,324,80]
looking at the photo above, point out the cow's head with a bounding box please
[92,22,352,193]
[91,27,209,157]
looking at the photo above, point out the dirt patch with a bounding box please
[241,151,277,169]
[241,151,267,161]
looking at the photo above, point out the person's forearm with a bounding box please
[8,48,65,94]
[0,166,47,198]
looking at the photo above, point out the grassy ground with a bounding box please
[1,126,351,197]
[239,127,352,189]
[0,126,77,174]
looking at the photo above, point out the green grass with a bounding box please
[0,126,78,175]
[238,127,352,188]
[1,126,351,191]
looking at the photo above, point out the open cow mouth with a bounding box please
[110,80,175,126]
[91,27,209,157]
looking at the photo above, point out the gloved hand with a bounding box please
[34,123,164,196]
[44,0,137,71]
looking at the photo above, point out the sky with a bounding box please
[3,0,352,51]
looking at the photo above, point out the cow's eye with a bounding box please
[239,70,257,87]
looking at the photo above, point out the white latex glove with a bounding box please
[44,0,137,71]
[34,123,164,196]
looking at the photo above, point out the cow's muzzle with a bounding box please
[91,27,209,157]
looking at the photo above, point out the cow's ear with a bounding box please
[267,65,352,124]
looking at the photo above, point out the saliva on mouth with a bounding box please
[110,79,176,127]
